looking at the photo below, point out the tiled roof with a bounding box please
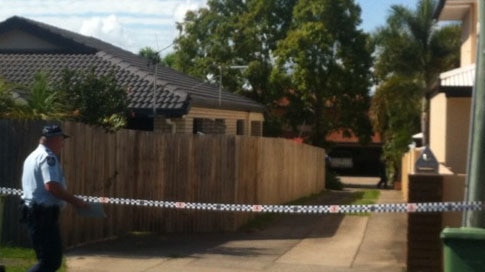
[0,16,264,117]
[326,130,382,144]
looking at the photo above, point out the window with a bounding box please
[236,120,245,135]
[193,118,203,134]
[193,118,226,134]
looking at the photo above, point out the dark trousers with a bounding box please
[377,177,388,188]
[26,205,63,272]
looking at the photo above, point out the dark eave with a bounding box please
[430,85,472,98]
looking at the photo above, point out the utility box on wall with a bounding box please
[415,146,439,174]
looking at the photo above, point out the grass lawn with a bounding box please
[348,189,380,216]
[350,189,380,205]
[0,246,66,272]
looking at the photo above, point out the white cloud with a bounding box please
[80,15,134,51]
[173,1,204,23]
[0,0,206,53]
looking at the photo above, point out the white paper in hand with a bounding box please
[76,202,106,218]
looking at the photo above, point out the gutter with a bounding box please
[432,0,447,20]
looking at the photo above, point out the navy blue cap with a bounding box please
[42,125,69,138]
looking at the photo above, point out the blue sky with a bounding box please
[0,0,420,54]
[359,0,420,32]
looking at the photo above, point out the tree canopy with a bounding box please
[273,0,373,147]
[370,75,422,179]
[139,46,161,65]
[173,0,295,100]
[171,0,373,147]
[372,0,460,141]
[371,0,461,179]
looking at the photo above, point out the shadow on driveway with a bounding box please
[66,190,355,260]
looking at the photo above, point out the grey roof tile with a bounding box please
[0,16,264,117]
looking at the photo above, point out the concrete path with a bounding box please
[65,177,407,271]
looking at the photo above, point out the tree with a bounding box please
[139,46,161,65]
[0,77,17,117]
[173,0,299,136]
[139,46,176,67]
[172,0,373,145]
[172,0,297,101]
[3,72,68,120]
[161,52,176,68]
[21,72,68,119]
[272,0,374,147]
[370,76,421,181]
[57,68,129,131]
[373,0,461,146]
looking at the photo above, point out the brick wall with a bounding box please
[407,174,443,272]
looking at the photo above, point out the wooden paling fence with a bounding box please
[0,120,325,247]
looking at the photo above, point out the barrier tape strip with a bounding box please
[1,187,483,214]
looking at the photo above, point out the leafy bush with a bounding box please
[1,69,130,132]
[58,68,129,132]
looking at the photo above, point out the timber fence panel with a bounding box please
[233,136,260,228]
[1,121,325,247]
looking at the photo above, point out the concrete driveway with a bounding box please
[65,177,407,272]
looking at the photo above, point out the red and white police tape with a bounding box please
[1,187,483,214]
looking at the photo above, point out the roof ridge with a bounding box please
[95,52,165,84]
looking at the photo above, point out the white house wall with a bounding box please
[430,94,471,174]
[430,93,447,164]
[460,4,478,66]
[445,97,471,174]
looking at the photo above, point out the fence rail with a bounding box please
[0,120,325,247]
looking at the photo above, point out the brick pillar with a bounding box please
[407,174,443,272]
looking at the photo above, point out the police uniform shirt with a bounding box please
[21,144,67,207]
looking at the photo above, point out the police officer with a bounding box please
[376,160,388,189]
[21,125,87,272]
